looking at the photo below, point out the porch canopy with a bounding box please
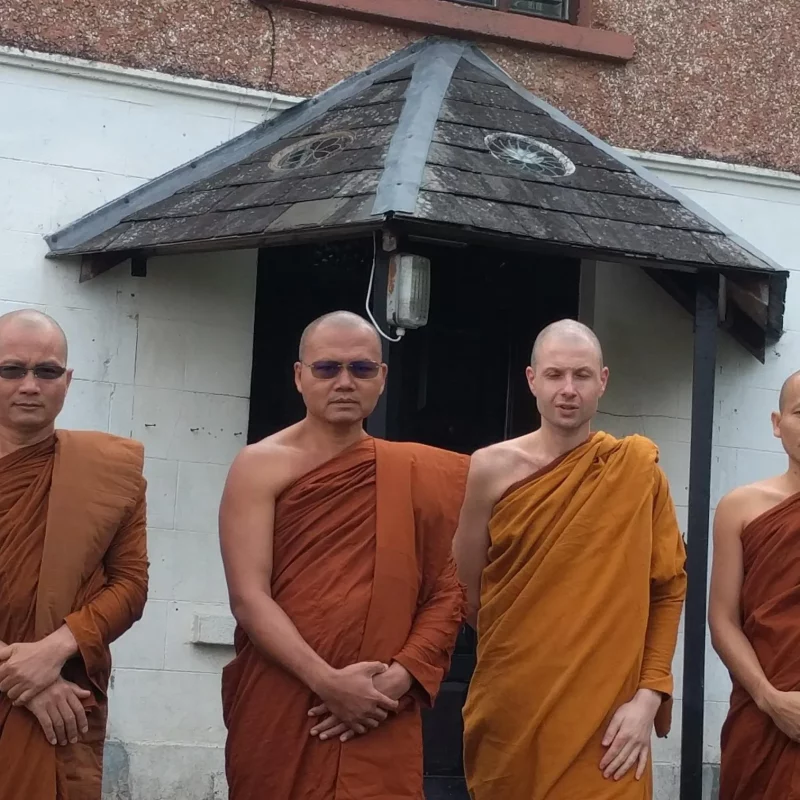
[48,37,789,800]
[47,37,785,359]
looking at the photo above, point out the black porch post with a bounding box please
[680,273,719,800]
[366,244,403,440]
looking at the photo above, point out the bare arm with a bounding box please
[452,451,495,630]
[219,448,335,694]
[708,491,775,709]
[219,447,398,727]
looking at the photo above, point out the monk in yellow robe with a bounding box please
[710,370,800,799]
[454,319,687,800]
[219,311,468,799]
[0,309,148,800]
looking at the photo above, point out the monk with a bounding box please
[453,319,687,800]
[709,370,800,799]
[218,310,469,799]
[0,309,148,800]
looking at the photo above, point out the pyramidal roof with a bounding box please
[46,37,786,350]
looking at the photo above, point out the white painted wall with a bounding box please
[0,47,294,798]
[592,159,800,798]
[1,46,797,800]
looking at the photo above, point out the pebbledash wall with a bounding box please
[1,46,799,800]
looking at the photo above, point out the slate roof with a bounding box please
[46,38,782,275]
[46,37,787,352]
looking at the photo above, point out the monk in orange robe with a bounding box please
[219,311,468,799]
[710,370,800,799]
[454,319,687,800]
[0,309,148,800]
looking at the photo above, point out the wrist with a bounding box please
[383,661,414,700]
[306,662,336,697]
[755,683,779,714]
[44,626,78,665]
[634,688,663,713]
[389,662,413,693]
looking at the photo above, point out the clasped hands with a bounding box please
[0,630,90,747]
[308,661,412,744]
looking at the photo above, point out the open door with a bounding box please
[248,239,581,798]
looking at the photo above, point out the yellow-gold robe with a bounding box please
[464,432,686,799]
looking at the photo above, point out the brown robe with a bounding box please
[222,437,469,800]
[719,492,800,799]
[464,432,687,800]
[0,430,148,800]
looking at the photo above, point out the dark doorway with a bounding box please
[248,238,580,798]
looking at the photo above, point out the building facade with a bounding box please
[1,2,799,798]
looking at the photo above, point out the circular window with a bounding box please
[269,132,355,172]
[485,133,576,177]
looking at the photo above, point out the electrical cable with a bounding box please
[365,233,405,343]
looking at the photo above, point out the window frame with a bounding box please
[256,0,630,62]
[451,0,572,25]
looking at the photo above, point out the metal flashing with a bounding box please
[372,40,466,215]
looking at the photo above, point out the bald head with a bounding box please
[0,309,68,362]
[779,371,800,413]
[298,311,381,361]
[531,319,603,369]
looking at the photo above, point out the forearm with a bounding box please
[65,574,147,661]
[640,581,685,695]
[711,620,775,710]
[393,562,465,705]
[234,592,333,694]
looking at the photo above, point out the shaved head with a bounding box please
[0,309,68,361]
[531,319,603,369]
[0,309,72,440]
[298,311,381,361]
[779,371,800,413]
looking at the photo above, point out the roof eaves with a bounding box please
[372,39,466,215]
[45,38,432,257]
[462,45,787,276]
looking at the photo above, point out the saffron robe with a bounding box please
[719,492,800,799]
[464,432,687,800]
[0,430,148,800]
[222,437,469,800]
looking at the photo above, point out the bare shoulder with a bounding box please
[466,435,540,505]
[470,439,522,478]
[227,428,307,497]
[716,478,788,535]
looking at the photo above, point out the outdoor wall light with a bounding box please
[387,253,431,330]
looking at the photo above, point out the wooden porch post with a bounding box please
[680,272,719,799]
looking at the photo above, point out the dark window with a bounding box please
[448,0,570,22]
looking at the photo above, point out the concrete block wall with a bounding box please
[592,159,800,797]
[0,48,279,797]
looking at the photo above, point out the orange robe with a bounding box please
[719,492,800,799]
[222,437,469,799]
[0,431,148,800]
[464,432,687,800]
